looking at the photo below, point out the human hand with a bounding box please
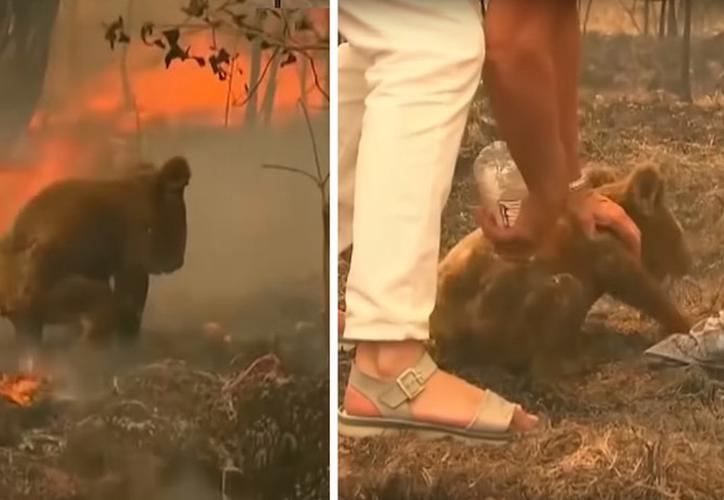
[567,189,641,260]
[475,193,562,262]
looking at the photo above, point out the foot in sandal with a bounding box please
[339,340,539,443]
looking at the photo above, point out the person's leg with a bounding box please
[338,42,369,254]
[340,0,537,432]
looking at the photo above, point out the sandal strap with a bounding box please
[467,390,518,433]
[348,351,438,418]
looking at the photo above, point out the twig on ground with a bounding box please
[222,353,282,392]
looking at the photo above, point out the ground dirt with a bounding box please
[339,34,724,500]
[0,327,329,500]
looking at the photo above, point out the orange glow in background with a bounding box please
[64,31,327,130]
[0,11,328,233]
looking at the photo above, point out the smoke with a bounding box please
[141,116,329,337]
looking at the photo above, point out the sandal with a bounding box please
[339,351,526,444]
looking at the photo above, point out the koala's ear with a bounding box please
[626,165,664,217]
[158,157,191,194]
[583,165,618,189]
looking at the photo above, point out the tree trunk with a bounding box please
[667,0,678,37]
[582,0,593,35]
[322,197,329,363]
[245,40,261,126]
[680,0,692,101]
[299,56,308,108]
[0,1,12,56]
[65,0,78,95]
[120,0,142,164]
[319,8,330,98]
[245,13,262,128]
[0,0,60,155]
[643,0,650,36]
[120,0,136,112]
[261,52,280,126]
[659,0,667,37]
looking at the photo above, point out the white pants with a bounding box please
[339,0,485,341]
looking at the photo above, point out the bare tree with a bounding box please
[0,1,60,154]
[581,0,594,34]
[680,0,692,101]
[261,53,280,126]
[618,0,642,34]
[643,0,651,36]
[105,2,329,125]
[659,0,667,37]
[245,23,263,126]
[263,99,330,361]
[667,0,678,36]
[120,0,142,160]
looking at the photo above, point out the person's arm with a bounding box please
[551,2,584,184]
[547,3,642,257]
[478,0,569,258]
[483,2,568,211]
[479,0,641,261]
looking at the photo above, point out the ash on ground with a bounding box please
[0,326,329,500]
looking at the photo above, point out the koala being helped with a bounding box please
[431,164,692,379]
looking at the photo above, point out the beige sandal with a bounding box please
[339,352,526,444]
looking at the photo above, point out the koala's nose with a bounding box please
[161,255,184,273]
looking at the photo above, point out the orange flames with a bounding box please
[0,373,45,407]
[0,133,104,232]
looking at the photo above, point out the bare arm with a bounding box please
[480,1,641,262]
[550,2,584,183]
[483,0,570,214]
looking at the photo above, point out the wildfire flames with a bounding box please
[0,373,45,407]
[0,134,98,232]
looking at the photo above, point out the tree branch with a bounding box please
[305,53,329,101]
[299,99,323,183]
[234,47,280,107]
[617,0,643,34]
[262,163,321,187]
[106,2,329,121]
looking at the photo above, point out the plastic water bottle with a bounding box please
[473,141,528,228]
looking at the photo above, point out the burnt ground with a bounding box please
[339,35,724,500]
[0,321,329,500]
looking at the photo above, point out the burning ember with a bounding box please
[0,373,46,407]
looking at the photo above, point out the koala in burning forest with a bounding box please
[430,164,692,379]
[3,156,191,349]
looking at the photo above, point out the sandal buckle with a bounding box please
[396,368,425,400]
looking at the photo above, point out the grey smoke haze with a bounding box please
[141,118,328,334]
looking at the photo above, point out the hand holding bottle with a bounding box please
[475,191,564,262]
